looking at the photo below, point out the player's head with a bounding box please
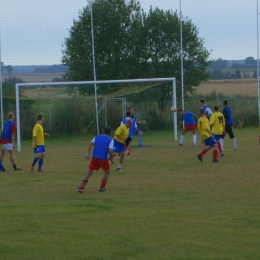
[37,114,44,123]
[126,111,131,117]
[223,100,228,106]
[199,98,205,105]
[104,126,112,135]
[8,112,14,120]
[213,105,219,112]
[200,109,205,116]
[178,108,185,115]
[125,119,132,128]
[129,107,134,114]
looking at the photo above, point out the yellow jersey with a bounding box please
[210,112,225,135]
[114,124,129,144]
[32,123,44,146]
[197,117,211,139]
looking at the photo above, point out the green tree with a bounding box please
[140,7,211,111]
[5,65,13,76]
[62,0,211,111]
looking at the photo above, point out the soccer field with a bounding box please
[1,129,260,259]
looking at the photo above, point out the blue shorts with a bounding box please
[34,145,45,154]
[135,128,141,135]
[205,137,216,147]
[213,134,221,141]
[113,139,125,153]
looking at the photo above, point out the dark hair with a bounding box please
[199,98,205,104]
[104,126,111,135]
[200,109,205,115]
[126,111,131,117]
[37,114,43,121]
[8,112,14,119]
[178,108,183,112]
[223,100,228,105]
[213,105,219,111]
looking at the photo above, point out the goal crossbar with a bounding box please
[15,78,177,151]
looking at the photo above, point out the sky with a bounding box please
[0,0,258,65]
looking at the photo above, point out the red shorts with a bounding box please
[184,125,196,131]
[89,158,110,171]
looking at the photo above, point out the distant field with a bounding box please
[197,79,258,97]
[2,72,64,83]
[2,73,258,98]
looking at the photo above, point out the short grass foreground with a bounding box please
[1,129,260,259]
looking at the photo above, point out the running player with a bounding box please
[220,100,238,151]
[30,114,49,172]
[199,98,212,147]
[177,109,198,146]
[129,107,145,147]
[113,119,132,171]
[121,111,137,155]
[197,109,218,163]
[0,112,21,171]
[77,126,114,193]
[210,105,225,156]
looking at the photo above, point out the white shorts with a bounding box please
[2,143,14,150]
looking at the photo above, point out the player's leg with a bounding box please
[191,125,197,146]
[197,138,212,162]
[0,147,6,171]
[38,152,45,172]
[179,129,187,146]
[125,137,132,155]
[99,160,110,191]
[136,129,144,147]
[7,149,21,170]
[77,169,94,193]
[117,150,125,171]
[228,126,238,150]
[212,142,219,162]
[31,146,42,172]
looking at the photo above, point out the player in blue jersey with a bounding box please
[77,126,114,193]
[121,111,137,155]
[177,109,198,146]
[129,107,145,147]
[199,98,212,147]
[0,112,21,171]
[220,100,238,151]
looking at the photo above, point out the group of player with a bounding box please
[76,107,145,193]
[177,98,238,163]
[0,112,49,173]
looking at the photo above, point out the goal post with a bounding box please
[15,78,177,152]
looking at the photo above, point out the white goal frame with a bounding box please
[15,78,177,151]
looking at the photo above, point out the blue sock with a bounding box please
[32,157,38,167]
[0,161,4,169]
[38,158,44,170]
[138,135,142,145]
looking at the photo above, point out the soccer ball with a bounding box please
[171,106,177,112]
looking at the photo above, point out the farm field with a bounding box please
[1,129,260,259]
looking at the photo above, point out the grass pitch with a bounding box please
[1,129,260,259]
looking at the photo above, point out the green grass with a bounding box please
[1,129,260,259]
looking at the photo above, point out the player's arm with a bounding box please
[33,136,37,149]
[108,140,114,163]
[86,141,94,159]
[11,124,16,148]
[205,108,212,118]
[178,119,183,128]
[192,113,199,119]
[223,109,228,120]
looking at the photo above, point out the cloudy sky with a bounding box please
[0,0,258,65]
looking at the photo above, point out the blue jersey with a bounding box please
[200,105,212,116]
[1,121,15,141]
[180,111,196,125]
[91,135,113,160]
[223,106,233,125]
[121,117,136,138]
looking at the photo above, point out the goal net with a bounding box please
[15,78,177,151]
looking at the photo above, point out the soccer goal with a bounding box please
[15,78,177,151]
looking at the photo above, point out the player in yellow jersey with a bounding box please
[197,109,218,162]
[210,105,225,156]
[30,114,49,172]
[113,119,132,171]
